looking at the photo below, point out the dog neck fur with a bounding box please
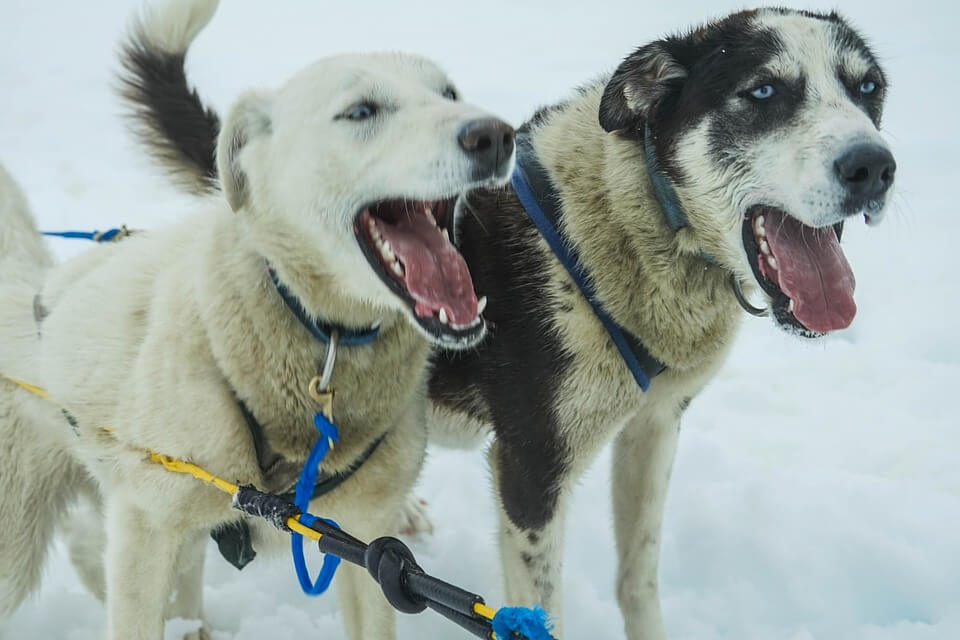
[198,208,427,462]
[531,86,741,370]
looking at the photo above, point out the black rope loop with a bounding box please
[364,536,428,614]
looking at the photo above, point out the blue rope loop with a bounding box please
[492,606,554,640]
[290,411,343,595]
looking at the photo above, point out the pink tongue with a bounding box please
[375,215,478,325]
[762,209,856,332]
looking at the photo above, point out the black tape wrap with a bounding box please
[232,484,301,532]
[364,537,428,614]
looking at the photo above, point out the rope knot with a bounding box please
[364,537,428,614]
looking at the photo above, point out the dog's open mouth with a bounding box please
[354,199,485,345]
[743,206,855,336]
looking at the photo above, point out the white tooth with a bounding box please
[760,240,770,255]
[477,296,488,314]
[767,256,778,270]
[425,208,436,225]
[438,308,448,324]
[441,228,449,241]
[788,299,795,312]
[392,262,403,276]
[754,216,766,238]
[470,316,482,327]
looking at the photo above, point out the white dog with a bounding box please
[0,1,514,639]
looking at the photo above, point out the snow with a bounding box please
[1,0,958,639]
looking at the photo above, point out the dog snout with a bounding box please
[834,143,896,201]
[458,118,515,175]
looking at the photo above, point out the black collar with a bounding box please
[643,125,690,232]
[267,265,380,346]
[512,132,667,389]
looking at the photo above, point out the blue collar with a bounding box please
[267,266,380,346]
[511,133,666,391]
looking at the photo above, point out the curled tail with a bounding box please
[119,0,222,194]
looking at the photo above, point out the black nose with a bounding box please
[458,118,515,175]
[834,143,896,200]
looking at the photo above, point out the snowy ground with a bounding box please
[2,0,958,638]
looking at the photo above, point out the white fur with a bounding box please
[0,164,53,285]
[0,0,512,637]
[136,0,218,55]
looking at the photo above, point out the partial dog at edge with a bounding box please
[76,5,897,640]
[0,0,515,639]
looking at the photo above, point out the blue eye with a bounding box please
[343,103,376,121]
[859,80,877,95]
[749,84,776,100]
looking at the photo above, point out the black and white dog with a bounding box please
[430,8,894,638]
[121,7,894,638]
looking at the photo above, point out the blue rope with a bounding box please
[42,228,126,242]
[290,411,342,595]
[492,606,554,640]
[511,166,653,391]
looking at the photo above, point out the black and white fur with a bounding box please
[107,7,895,639]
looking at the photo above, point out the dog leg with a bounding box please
[105,497,184,640]
[64,485,108,602]
[0,396,85,616]
[167,531,209,640]
[490,438,568,637]
[336,517,397,640]
[612,410,680,640]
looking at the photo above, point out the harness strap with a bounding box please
[212,396,386,570]
[267,266,380,346]
[512,133,666,391]
[643,125,689,232]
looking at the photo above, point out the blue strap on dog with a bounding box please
[290,410,343,595]
[511,133,665,391]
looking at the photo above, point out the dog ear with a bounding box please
[599,42,687,133]
[216,91,272,212]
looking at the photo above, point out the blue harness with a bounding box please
[511,132,667,391]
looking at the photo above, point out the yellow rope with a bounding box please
[1,373,497,623]
[1,373,327,542]
[2,374,51,400]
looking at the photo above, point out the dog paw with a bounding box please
[397,495,434,537]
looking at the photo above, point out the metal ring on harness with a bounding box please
[309,329,340,400]
[730,274,769,317]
